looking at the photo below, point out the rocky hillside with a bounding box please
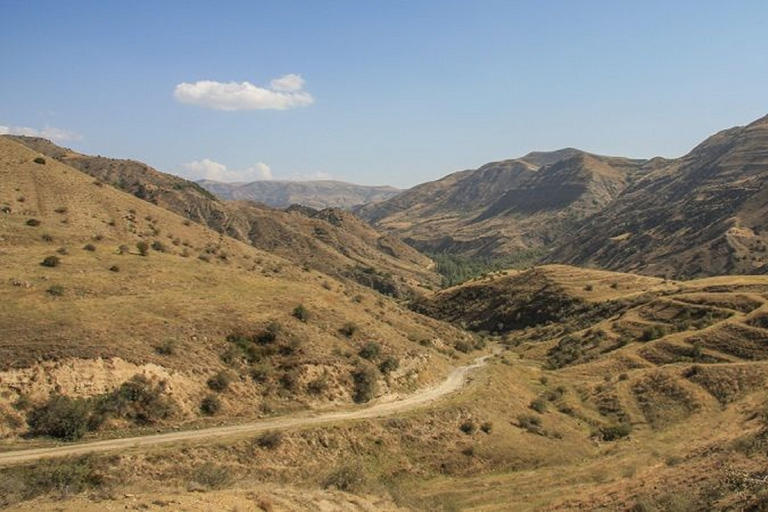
[356,149,647,259]
[5,136,439,295]
[547,113,768,279]
[199,179,400,209]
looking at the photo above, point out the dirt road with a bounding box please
[0,355,490,466]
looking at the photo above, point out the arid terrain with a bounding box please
[2,115,768,511]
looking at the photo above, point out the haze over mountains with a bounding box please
[198,179,400,210]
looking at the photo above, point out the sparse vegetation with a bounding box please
[26,395,90,441]
[358,341,381,360]
[136,240,149,256]
[26,218,41,227]
[40,255,61,267]
[207,370,232,392]
[200,394,221,415]
[351,363,378,403]
[292,304,309,322]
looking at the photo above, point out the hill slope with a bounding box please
[0,137,472,440]
[548,113,768,278]
[199,179,400,209]
[5,135,439,295]
[356,150,647,259]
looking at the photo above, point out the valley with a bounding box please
[2,114,768,511]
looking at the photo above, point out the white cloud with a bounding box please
[269,73,305,92]
[173,74,314,111]
[0,124,82,142]
[183,159,273,182]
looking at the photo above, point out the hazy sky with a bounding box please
[2,1,767,187]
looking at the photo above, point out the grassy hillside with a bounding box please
[0,137,473,443]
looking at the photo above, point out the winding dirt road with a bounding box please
[0,355,490,466]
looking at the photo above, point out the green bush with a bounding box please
[292,304,309,322]
[26,218,41,227]
[136,241,149,256]
[207,371,232,392]
[339,322,358,337]
[41,255,61,267]
[94,375,174,426]
[150,240,166,253]
[27,395,91,441]
[352,363,378,403]
[459,420,476,435]
[21,455,107,498]
[256,430,283,449]
[200,394,221,416]
[33,156,46,165]
[378,356,399,374]
[358,341,381,361]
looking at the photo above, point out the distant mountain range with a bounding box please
[358,113,768,279]
[198,179,400,209]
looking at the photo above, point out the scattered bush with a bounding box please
[20,455,107,499]
[339,322,358,337]
[136,241,149,256]
[191,463,232,490]
[323,463,366,492]
[150,241,166,253]
[352,363,378,403]
[155,339,176,355]
[26,395,91,441]
[109,265,120,272]
[480,421,493,434]
[200,394,221,415]
[358,341,381,361]
[33,156,46,165]
[529,397,548,413]
[46,285,65,296]
[292,304,309,322]
[83,243,96,252]
[41,255,61,268]
[26,218,41,227]
[517,414,544,435]
[378,356,399,374]
[94,375,174,426]
[207,371,232,392]
[598,422,632,441]
[256,430,283,450]
[459,420,477,435]
[307,374,329,395]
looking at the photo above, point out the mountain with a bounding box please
[5,136,438,295]
[548,113,768,279]
[356,149,648,260]
[198,179,401,209]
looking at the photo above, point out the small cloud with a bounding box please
[173,74,314,111]
[183,159,273,182]
[0,124,82,142]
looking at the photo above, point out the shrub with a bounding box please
[459,420,476,435]
[41,233,53,242]
[358,341,381,361]
[529,397,548,413]
[307,374,329,395]
[21,455,107,498]
[598,422,632,441]
[200,394,221,415]
[27,395,91,441]
[292,304,309,322]
[136,241,149,256]
[46,284,65,296]
[207,371,232,392]
[339,322,358,337]
[352,363,378,403]
[83,243,96,252]
[378,356,399,374]
[109,264,120,272]
[26,218,41,227]
[191,463,231,490]
[255,321,282,344]
[33,156,46,165]
[41,255,61,268]
[94,375,174,426]
[256,430,283,449]
[517,414,544,435]
[150,241,166,253]
[323,463,366,492]
[155,339,176,355]
[480,421,493,434]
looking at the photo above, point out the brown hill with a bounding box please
[199,179,401,209]
[5,135,438,295]
[547,113,768,279]
[0,136,472,439]
[357,150,647,260]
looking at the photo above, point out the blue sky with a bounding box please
[2,1,767,188]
